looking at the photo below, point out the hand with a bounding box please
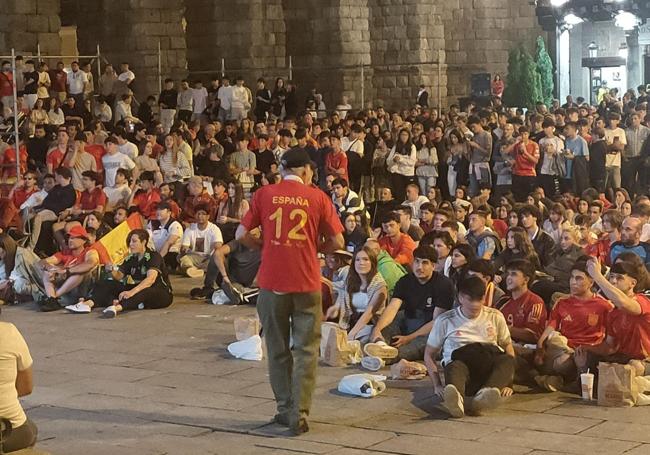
[222,275,231,285]
[325,305,339,321]
[105,263,115,273]
[71,207,82,216]
[534,346,545,366]
[371,227,382,239]
[501,387,513,397]
[118,290,133,301]
[217,215,228,224]
[393,155,401,162]
[494,275,502,285]
[586,257,602,279]
[0,280,9,291]
[391,334,413,348]
[574,345,589,369]
[434,384,445,398]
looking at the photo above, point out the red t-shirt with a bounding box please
[46,148,65,170]
[132,189,162,220]
[492,219,508,239]
[49,69,67,92]
[241,178,343,293]
[325,151,349,183]
[513,141,539,177]
[584,234,612,266]
[378,233,416,266]
[181,191,217,223]
[53,247,91,268]
[548,295,613,348]
[0,72,13,97]
[2,145,27,178]
[12,186,36,208]
[499,290,547,338]
[607,294,650,359]
[79,187,107,211]
[85,144,106,172]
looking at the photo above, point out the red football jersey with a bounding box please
[133,189,162,220]
[548,295,613,348]
[79,187,107,211]
[499,290,547,338]
[241,178,343,293]
[607,294,650,359]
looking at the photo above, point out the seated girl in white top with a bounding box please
[0,319,37,452]
[328,246,387,343]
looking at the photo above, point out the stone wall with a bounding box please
[368,0,447,109]
[442,0,544,101]
[185,0,287,89]
[0,0,61,55]
[63,0,187,98]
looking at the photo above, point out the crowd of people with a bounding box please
[1,56,650,449]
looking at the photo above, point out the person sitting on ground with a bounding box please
[103,168,132,213]
[419,202,436,234]
[178,204,223,278]
[425,275,515,418]
[181,176,217,225]
[367,187,401,229]
[402,183,430,222]
[363,238,407,298]
[426,230,454,276]
[36,225,100,311]
[67,229,173,316]
[331,177,365,216]
[465,209,501,260]
[321,250,352,311]
[518,204,556,267]
[464,259,505,308]
[0,312,37,452]
[493,226,541,273]
[585,209,622,266]
[377,211,416,266]
[128,170,161,220]
[396,205,424,243]
[342,211,368,253]
[574,257,650,401]
[147,202,184,272]
[326,246,387,345]
[497,259,547,384]
[29,167,76,250]
[534,258,613,393]
[609,216,650,267]
[364,245,454,364]
[448,243,476,288]
[83,211,110,240]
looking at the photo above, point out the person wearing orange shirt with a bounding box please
[128,171,161,220]
[378,211,416,266]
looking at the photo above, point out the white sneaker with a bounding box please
[65,302,92,314]
[363,341,398,359]
[185,266,205,278]
[103,306,118,318]
[361,355,385,372]
[472,387,501,414]
[137,303,145,310]
[442,384,465,418]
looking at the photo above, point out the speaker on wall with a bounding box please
[471,73,491,97]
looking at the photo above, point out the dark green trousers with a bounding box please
[256,289,321,421]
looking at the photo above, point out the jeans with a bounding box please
[29,209,57,248]
[605,166,621,193]
[417,175,436,197]
[256,289,321,422]
[160,108,176,134]
[444,344,514,396]
[380,310,428,364]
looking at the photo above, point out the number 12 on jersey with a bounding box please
[269,207,308,240]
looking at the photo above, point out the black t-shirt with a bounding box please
[393,272,454,321]
[27,137,49,167]
[159,89,178,109]
[227,240,261,286]
[23,71,38,94]
[119,250,171,291]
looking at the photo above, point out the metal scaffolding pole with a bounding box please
[158,40,162,94]
[96,44,102,81]
[360,61,365,109]
[11,49,21,180]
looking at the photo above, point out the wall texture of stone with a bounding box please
[1,0,545,108]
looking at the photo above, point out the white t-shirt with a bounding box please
[67,69,87,94]
[181,222,223,256]
[103,183,132,208]
[118,141,139,160]
[102,152,136,187]
[0,322,33,427]
[148,219,183,254]
[192,87,208,114]
[403,195,430,221]
[604,127,627,168]
[427,306,511,366]
[218,85,233,110]
[341,137,364,157]
[118,70,135,83]
[539,136,565,175]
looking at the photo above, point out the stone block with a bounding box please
[37,33,60,53]
[26,15,49,33]
[48,15,61,33]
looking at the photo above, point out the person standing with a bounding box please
[159,78,178,134]
[236,147,344,435]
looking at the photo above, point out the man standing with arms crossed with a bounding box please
[236,148,344,435]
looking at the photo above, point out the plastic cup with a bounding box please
[580,373,594,400]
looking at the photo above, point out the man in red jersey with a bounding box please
[575,258,650,381]
[236,147,344,435]
[534,258,613,392]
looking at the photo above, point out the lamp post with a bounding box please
[588,41,598,58]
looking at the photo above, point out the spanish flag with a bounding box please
[91,213,144,265]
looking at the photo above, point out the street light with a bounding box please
[550,0,569,6]
[588,41,598,58]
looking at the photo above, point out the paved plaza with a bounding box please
[2,277,650,455]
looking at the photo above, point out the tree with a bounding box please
[503,46,523,107]
[535,36,554,107]
[520,48,543,109]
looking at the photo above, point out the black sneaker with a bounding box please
[221,281,244,305]
[40,297,61,312]
[190,286,214,300]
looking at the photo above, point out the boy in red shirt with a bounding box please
[535,258,613,392]
[324,135,348,183]
[128,171,161,220]
[575,258,650,392]
[378,211,416,266]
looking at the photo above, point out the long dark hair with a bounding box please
[0,234,17,278]
[506,226,535,258]
[346,246,379,297]
[395,128,413,155]
[226,181,245,218]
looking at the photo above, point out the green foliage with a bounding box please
[503,46,523,107]
[520,48,543,109]
[535,36,555,107]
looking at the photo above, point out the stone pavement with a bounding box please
[3,276,650,455]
